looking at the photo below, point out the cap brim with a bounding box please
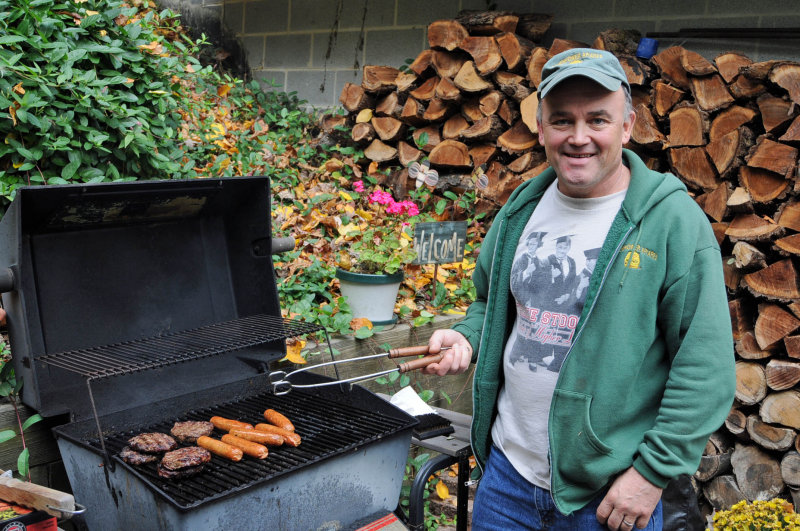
[538,68,626,99]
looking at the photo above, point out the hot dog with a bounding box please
[197,436,243,461]
[263,409,295,432]
[210,416,254,432]
[255,423,301,447]
[229,429,284,446]
[221,434,269,459]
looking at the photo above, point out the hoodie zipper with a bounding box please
[547,224,634,509]
[468,218,504,486]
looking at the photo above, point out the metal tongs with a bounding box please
[269,345,448,395]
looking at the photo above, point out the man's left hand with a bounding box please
[596,467,662,530]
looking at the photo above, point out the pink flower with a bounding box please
[369,189,394,205]
[405,203,420,217]
[386,202,403,214]
[353,180,364,192]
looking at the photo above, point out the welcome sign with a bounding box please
[413,221,467,265]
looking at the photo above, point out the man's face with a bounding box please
[527,234,541,249]
[586,257,597,273]
[537,77,636,199]
[555,241,570,258]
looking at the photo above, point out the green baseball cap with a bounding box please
[538,48,629,99]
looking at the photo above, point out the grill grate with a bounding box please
[91,387,413,510]
[38,315,322,379]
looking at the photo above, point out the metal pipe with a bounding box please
[408,454,458,530]
[648,28,800,39]
[0,268,14,293]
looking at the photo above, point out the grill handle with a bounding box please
[271,237,296,254]
[0,268,14,293]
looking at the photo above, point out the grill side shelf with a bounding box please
[37,314,322,379]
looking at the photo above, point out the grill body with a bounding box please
[0,178,416,530]
[55,373,414,530]
[58,434,408,531]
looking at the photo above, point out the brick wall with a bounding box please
[176,0,800,108]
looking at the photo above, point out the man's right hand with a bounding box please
[422,329,472,376]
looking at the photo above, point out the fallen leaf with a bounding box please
[435,480,450,500]
[324,158,344,172]
[281,338,307,364]
[138,41,163,55]
[350,317,373,331]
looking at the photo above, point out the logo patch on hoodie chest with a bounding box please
[621,243,658,269]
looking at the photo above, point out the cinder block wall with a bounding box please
[188,0,800,109]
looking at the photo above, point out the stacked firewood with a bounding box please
[332,11,554,215]
[648,51,800,517]
[331,10,800,516]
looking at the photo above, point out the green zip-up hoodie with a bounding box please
[453,149,735,515]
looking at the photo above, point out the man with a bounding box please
[510,231,548,290]
[424,48,735,531]
[546,234,577,307]
[509,231,548,367]
[573,247,601,302]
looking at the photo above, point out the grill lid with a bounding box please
[0,177,292,420]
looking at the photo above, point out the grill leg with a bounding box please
[407,454,457,531]
[456,454,470,531]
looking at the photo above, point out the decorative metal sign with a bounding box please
[408,159,439,189]
[413,221,467,265]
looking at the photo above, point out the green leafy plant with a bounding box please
[0,0,201,209]
[275,249,354,335]
[335,187,419,275]
[398,452,458,530]
[0,340,41,481]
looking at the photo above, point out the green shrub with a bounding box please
[0,0,200,212]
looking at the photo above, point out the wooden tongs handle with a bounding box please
[397,353,443,373]
[387,345,433,358]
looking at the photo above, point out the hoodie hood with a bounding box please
[620,149,688,224]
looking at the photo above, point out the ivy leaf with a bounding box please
[21,414,43,432]
[0,36,27,45]
[17,448,29,478]
[354,326,374,339]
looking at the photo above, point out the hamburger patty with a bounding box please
[156,463,205,479]
[170,420,214,444]
[119,446,158,466]
[160,446,211,471]
[127,432,177,454]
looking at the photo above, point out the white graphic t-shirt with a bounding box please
[492,179,626,489]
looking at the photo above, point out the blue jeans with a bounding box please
[471,446,663,530]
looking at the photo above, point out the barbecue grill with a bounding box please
[0,177,418,530]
